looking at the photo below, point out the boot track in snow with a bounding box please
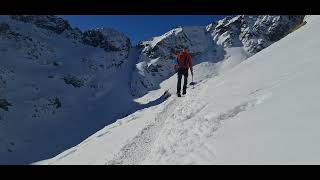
[105,96,181,165]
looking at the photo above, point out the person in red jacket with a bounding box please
[174,47,193,97]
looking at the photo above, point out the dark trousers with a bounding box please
[177,68,188,94]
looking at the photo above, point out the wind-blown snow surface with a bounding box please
[38,16,320,165]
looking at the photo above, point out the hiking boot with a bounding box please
[182,90,186,95]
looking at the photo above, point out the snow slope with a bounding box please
[0,15,141,164]
[37,16,319,165]
[0,15,306,164]
[130,15,304,97]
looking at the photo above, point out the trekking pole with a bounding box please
[189,70,195,88]
[192,75,194,89]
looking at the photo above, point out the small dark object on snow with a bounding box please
[0,99,12,111]
[189,75,197,88]
[63,75,85,88]
[189,81,197,86]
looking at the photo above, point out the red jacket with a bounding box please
[176,52,192,70]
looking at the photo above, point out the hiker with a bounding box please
[174,47,193,97]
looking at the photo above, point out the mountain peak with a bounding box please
[9,15,72,34]
[82,27,131,52]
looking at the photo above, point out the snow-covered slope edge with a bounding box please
[38,16,318,165]
[0,15,139,164]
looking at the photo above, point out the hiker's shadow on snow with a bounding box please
[140,91,170,109]
[126,90,170,115]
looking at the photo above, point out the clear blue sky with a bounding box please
[60,15,226,45]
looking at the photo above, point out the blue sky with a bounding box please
[61,15,226,45]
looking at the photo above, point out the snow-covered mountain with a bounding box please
[130,15,304,96]
[0,15,305,164]
[37,15,320,165]
[0,15,137,164]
